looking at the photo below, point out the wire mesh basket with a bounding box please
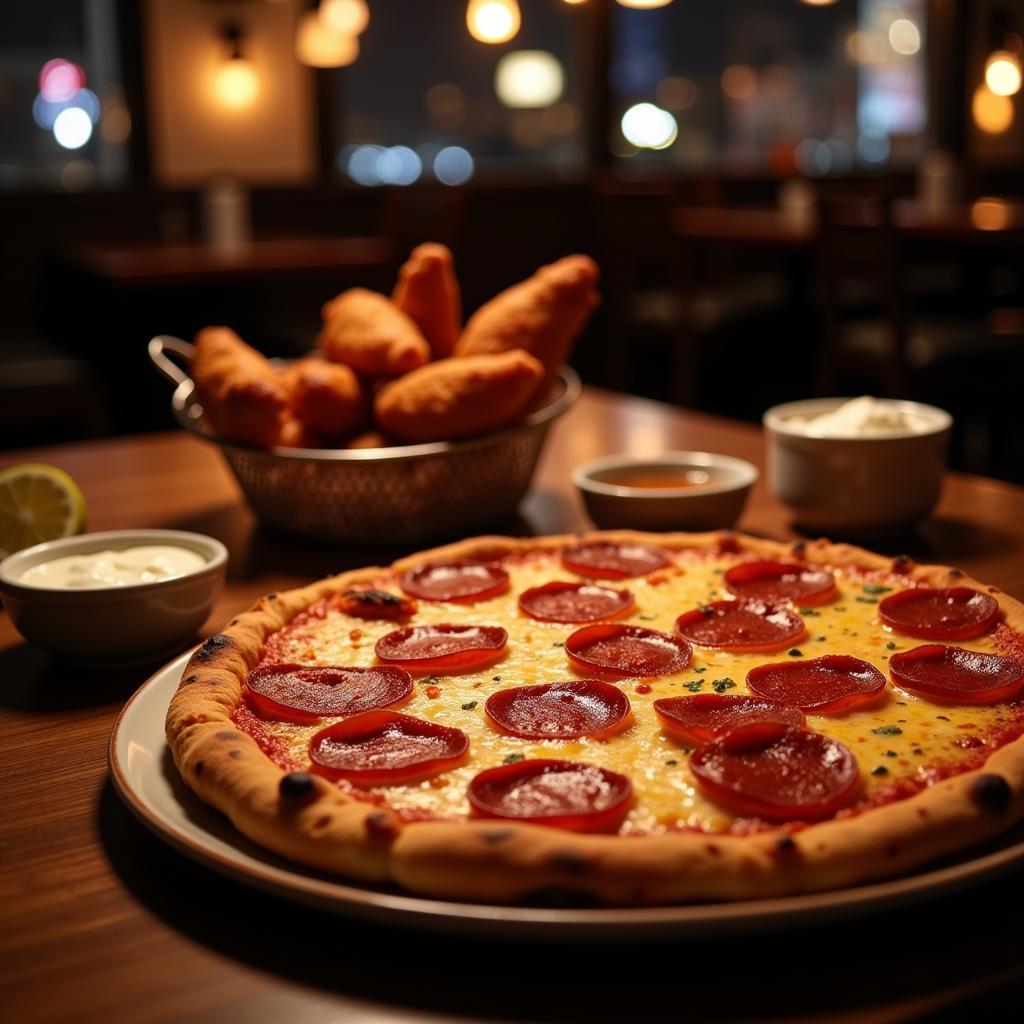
[149,336,579,545]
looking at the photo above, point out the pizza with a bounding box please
[166,530,1024,904]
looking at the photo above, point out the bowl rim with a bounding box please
[0,528,228,597]
[572,451,759,499]
[171,361,581,464]
[763,397,953,441]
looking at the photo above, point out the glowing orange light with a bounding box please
[985,51,1022,97]
[721,64,757,101]
[972,84,1014,134]
[971,198,1011,231]
[466,0,521,44]
[213,58,259,109]
[295,10,359,67]
[320,0,369,36]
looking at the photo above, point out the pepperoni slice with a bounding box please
[675,600,804,652]
[485,681,632,740]
[400,560,509,603]
[689,729,861,821]
[309,710,469,786]
[375,624,507,674]
[467,759,633,832]
[889,645,1024,704]
[565,623,692,678]
[746,655,887,714]
[724,561,837,606]
[245,663,413,724]
[518,581,635,623]
[560,542,670,580]
[653,694,805,745]
[879,587,1001,640]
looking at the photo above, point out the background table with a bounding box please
[4,388,1024,1023]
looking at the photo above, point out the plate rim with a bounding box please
[108,652,1024,938]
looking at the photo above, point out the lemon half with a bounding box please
[0,463,88,559]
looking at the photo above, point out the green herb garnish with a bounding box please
[871,765,889,776]
[637,614,656,621]
[788,648,803,657]
[502,753,525,765]
[461,701,478,711]
[855,596,878,604]
[712,677,736,693]
[886,641,897,650]
[862,584,892,595]
[685,681,704,692]
[665,759,678,766]
[872,725,903,735]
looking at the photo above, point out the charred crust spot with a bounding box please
[195,634,232,661]
[266,592,277,600]
[313,815,332,831]
[184,673,199,684]
[705,843,721,857]
[947,568,964,578]
[892,554,913,573]
[717,535,740,554]
[775,835,797,854]
[550,851,592,875]
[365,811,399,840]
[791,540,807,557]
[228,749,241,760]
[917,808,928,818]
[194,761,204,777]
[229,619,239,626]
[886,842,899,858]
[216,730,241,741]
[482,828,514,845]
[345,588,403,607]
[970,773,1012,812]
[279,771,318,802]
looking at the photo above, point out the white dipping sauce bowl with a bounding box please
[0,529,227,664]
[763,398,952,537]
[574,452,758,532]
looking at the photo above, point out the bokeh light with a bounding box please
[296,10,359,67]
[434,146,475,185]
[985,51,1022,97]
[213,59,259,109]
[320,0,370,36]
[617,1,673,9]
[53,107,93,149]
[466,0,521,45]
[971,198,1011,231]
[620,102,677,150]
[495,51,564,108]
[39,59,84,102]
[347,144,385,185]
[377,146,422,186]
[888,19,921,56]
[721,64,757,101]
[972,84,1014,133]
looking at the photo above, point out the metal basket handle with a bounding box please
[148,335,196,389]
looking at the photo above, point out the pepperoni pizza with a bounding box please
[166,531,1024,904]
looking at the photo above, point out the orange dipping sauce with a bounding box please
[602,470,711,490]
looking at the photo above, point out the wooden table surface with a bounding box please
[674,197,1024,247]
[4,388,1024,1024]
[63,236,396,288]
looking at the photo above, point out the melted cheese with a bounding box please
[248,552,1021,833]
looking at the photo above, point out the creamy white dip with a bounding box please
[19,545,206,589]
[791,397,932,438]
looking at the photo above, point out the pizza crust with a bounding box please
[165,530,1024,904]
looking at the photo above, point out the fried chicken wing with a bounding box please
[318,288,430,377]
[392,243,462,359]
[374,349,544,443]
[453,255,600,375]
[190,327,289,449]
[279,357,366,440]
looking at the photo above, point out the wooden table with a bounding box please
[673,198,1024,248]
[63,235,396,289]
[4,389,1024,1023]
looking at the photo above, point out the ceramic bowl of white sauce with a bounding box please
[763,397,953,538]
[0,529,227,664]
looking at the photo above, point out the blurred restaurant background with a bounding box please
[1,0,1022,482]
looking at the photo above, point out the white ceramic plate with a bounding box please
[109,653,1024,940]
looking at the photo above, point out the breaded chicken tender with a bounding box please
[453,255,599,375]
[318,288,430,377]
[191,326,289,449]
[274,413,325,450]
[392,243,461,359]
[375,349,544,443]
[279,357,366,439]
